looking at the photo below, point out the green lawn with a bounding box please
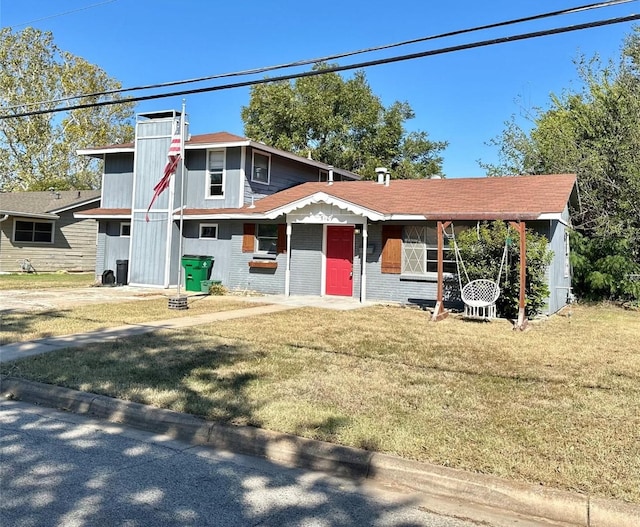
[2,302,638,504]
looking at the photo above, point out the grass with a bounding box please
[1,302,639,503]
[0,272,95,290]
[0,296,259,345]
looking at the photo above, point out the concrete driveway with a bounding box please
[0,285,168,312]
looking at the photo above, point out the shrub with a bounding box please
[454,221,553,319]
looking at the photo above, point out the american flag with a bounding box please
[145,132,182,222]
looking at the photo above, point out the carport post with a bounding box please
[360,221,367,303]
[432,220,451,322]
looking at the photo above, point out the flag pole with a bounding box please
[176,100,187,297]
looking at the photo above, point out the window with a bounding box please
[252,151,270,184]
[401,225,456,275]
[120,222,131,237]
[256,224,278,253]
[199,223,218,239]
[14,220,54,243]
[207,149,225,198]
[319,169,328,182]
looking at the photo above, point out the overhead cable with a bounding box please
[4,0,636,111]
[2,13,639,120]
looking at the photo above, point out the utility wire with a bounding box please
[4,0,636,111]
[2,13,639,120]
[6,0,118,30]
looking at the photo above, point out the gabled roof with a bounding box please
[77,132,360,180]
[0,190,101,220]
[183,174,578,222]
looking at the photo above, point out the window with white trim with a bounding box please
[199,223,218,240]
[207,149,225,198]
[252,151,270,185]
[256,224,278,253]
[402,225,456,275]
[14,220,54,243]
[120,222,131,237]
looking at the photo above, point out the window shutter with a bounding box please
[242,223,255,253]
[277,224,287,254]
[381,225,403,274]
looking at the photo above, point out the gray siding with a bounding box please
[289,224,323,295]
[180,220,231,285]
[544,211,572,314]
[184,147,243,209]
[102,154,134,208]
[226,221,286,294]
[99,220,131,279]
[244,148,323,203]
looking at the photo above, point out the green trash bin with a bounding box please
[181,255,213,292]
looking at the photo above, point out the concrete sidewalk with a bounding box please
[0,303,295,363]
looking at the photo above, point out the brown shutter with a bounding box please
[242,223,255,253]
[277,224,287,254]
[381,225,403,274]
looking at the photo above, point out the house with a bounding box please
[76,110,577,316]
[0,189,101,273]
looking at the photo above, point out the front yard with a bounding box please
[1,301,638,504]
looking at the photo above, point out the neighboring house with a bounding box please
[76,110,578,315]
[0,189,101,273]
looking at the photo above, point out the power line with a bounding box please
[2,13,639,120]
[4,0,636,111]
[5,1,118,30]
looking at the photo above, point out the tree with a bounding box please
[241,63,447,179]
[482,29,640,303]
[0,27,135,191]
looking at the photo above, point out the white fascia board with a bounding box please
[74,212,131,219]
[50,197,101,214]
[388,214,428,221]
[77,147,134,156]
[263,192,385,221]
[1,211,59,220]
[175,213,268,220]
[537,212,569,226]
[185,140,251,150]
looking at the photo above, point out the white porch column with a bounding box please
[361,221,368,303]
[284,221,292,297]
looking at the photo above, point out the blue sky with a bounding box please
[1,0,637,177]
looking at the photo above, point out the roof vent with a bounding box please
[375,167,387,184]
[430,175,442,180]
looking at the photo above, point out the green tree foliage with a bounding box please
[454,221,552,319]
[241,63,448,179]
[0,27,135,191]
[483,29,640,302]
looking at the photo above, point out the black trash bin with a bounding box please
[116,259,129,285]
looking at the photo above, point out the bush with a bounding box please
[454,221,553,319]
[208,282,226,296]
[570,231,640,303]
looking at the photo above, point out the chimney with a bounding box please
[328,166,334,185]
[385,172,390,187]
[375,167,386,184]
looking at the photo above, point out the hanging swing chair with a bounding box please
[446,225,510,320]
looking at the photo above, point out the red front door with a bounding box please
[326,226,354,296]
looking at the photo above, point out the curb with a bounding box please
[1,377,638,527]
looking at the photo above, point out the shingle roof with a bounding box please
[184,174,578,220]
[0,190,101,218]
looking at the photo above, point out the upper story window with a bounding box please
[252,151,270,185]
[14,220,54,244]
[120,222,131,237]
[207,149,225,198]
[199,223,218,240]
